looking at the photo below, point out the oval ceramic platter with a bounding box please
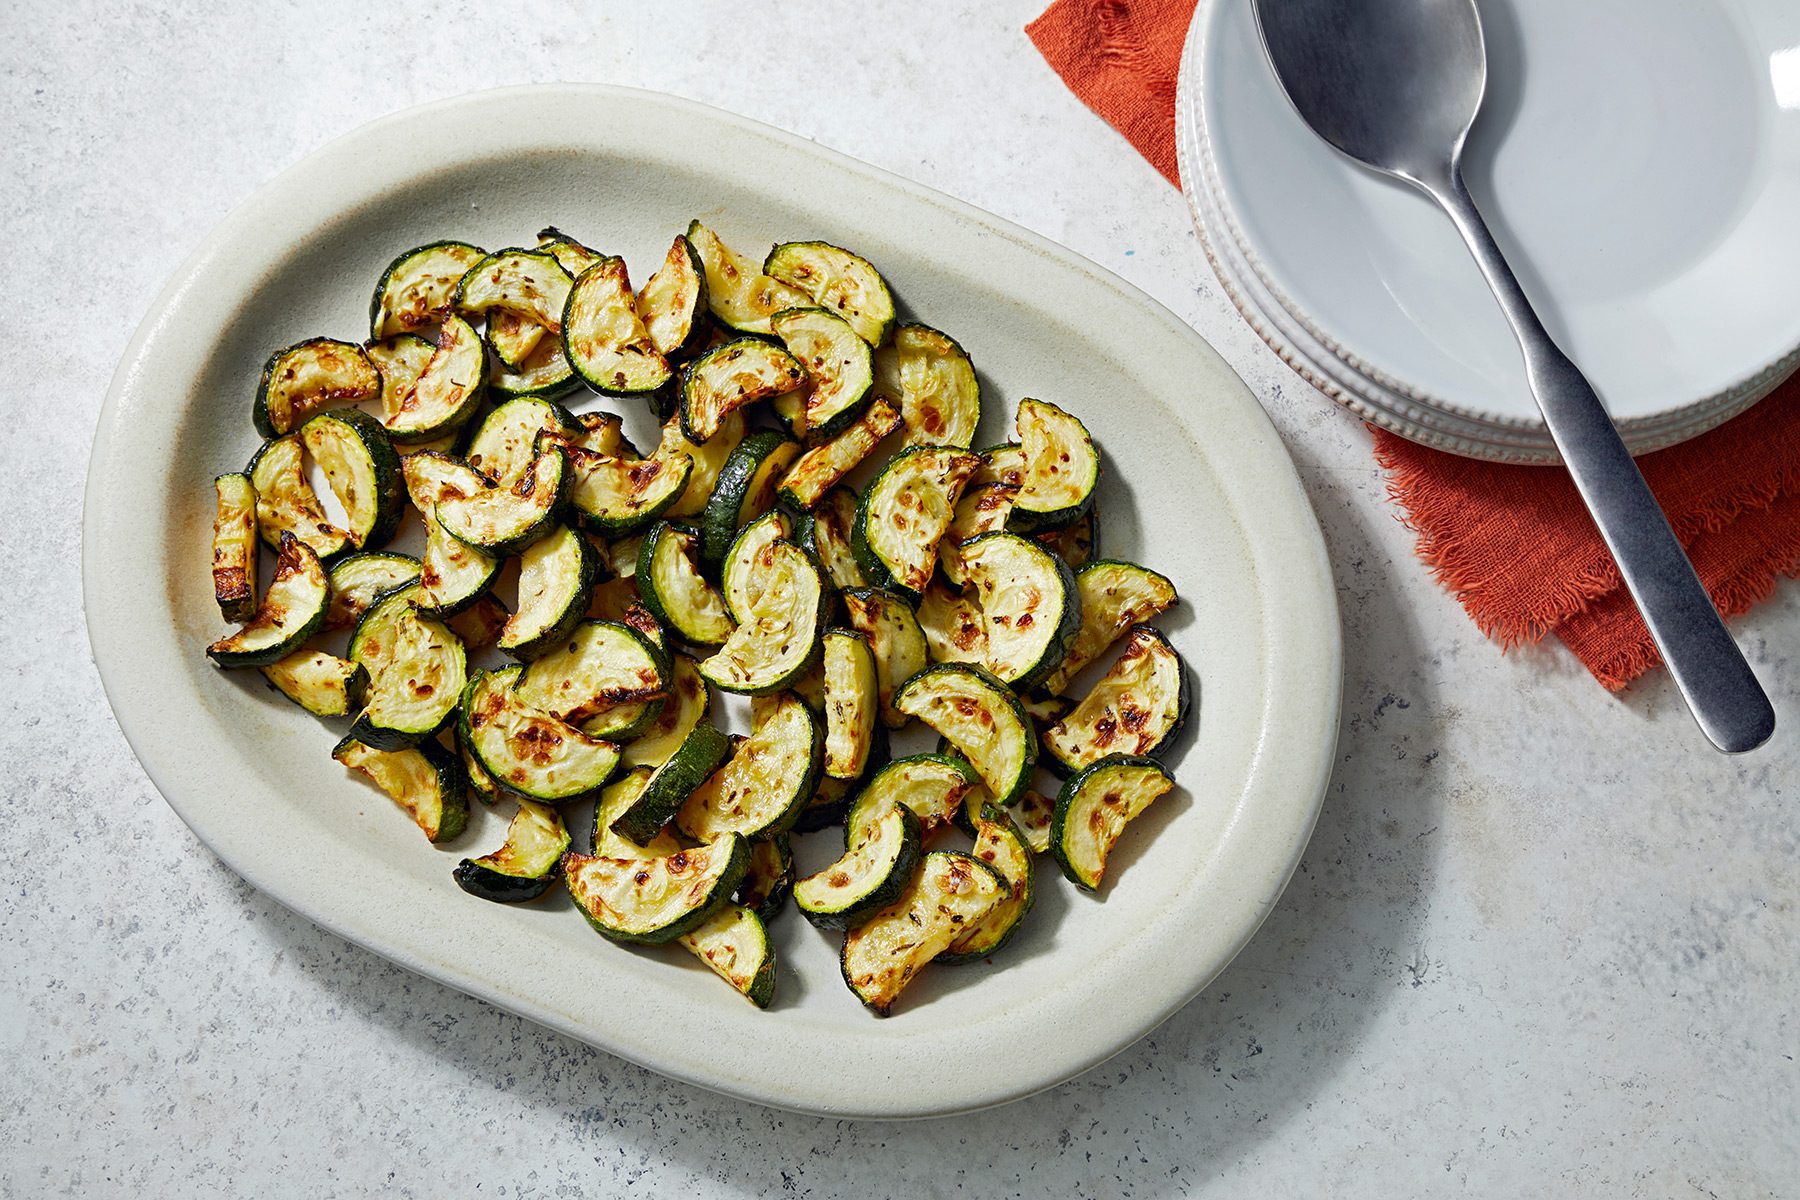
[83,86,1340,1117]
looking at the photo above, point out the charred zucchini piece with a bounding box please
[839,588,929,728]
[959,532,1081,691]
[563,833,749,944]
[721,510,792,624]
[937,480,1017,588]
[370,240,486,338]
[562,257,673,395]
[535,226,603,277]
[400,452,502,618]
[1010,398,1099,532]
[608,721,732,846]
[564,440,693,538]
[324,552,419,631]
[970,441,1027,489]
[489,335,579,401]
[453,799,571,903]
[1037,507,1098,569]
[299,408,405,550]
[842,752,981,839]
[253,338,379,438]
[435,445,568,556]
[662,410,745,519]
[365,333,436,420]
[247,435,352,561]
[678,338,806,444]
[685,220,809,336]
[776,396,902,511]
[794,802,922,929]
[260,649,367,717]
[701,431,801,567]
[840,851,1005,1016]
[821,630,878,780]
[464,396,579,488]
[206,533,329,668]
[460,667,619,801]
[382,313,487,443]
[1051,755,1174,890]
[345,582,467,750]
[592,767,682,857]
[332,733,469,843]
[698,540,825,695]
[876,323,981,450]
[1011,788,1057,854]
[764,241,896,347]
[1044,560,1178,693]
[770,307,874,439]
[678,904,777,1008]
[622,654,709,769]
[636,233,709,358]
[942,800,1035,961]
[852,445,982,600]
[499,525,597,661]
[917,579,986,665]
[211,473,258,622]
[454,248,573,342]
[1043,625,1188,776]
[513,619,669,724]
[675,690,822,842]
[799,486,867,590]
[446,594,511,650]
[735,834,794,922]
[892,664,1035,805]
[637,522,734,646]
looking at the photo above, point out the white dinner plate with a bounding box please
[83,85,1341,1117]
[1182,0,1800,460]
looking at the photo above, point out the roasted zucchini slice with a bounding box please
[382,313,487,443]
[820,630,878,781]
[365,333,436,419]
[678,338,806,444]
[1051,755,1175,890]
[770,307,874,439]
[571,410,633,456]
[563,257,673,395]
[1010,788,1056,854]
[253,338,380,438]
[942,800,1035,962]
[622,653,709,769]
[661,410,745,519]
[959,532,1081,690]
[260,649,367,717]
[484,308,545,371]
[876,323,981,450]
[324,551,419,630]
[676,690,822,841]
[446,594,511,649]
[698,540,825,695]
[937,480,1017,588]
[798,486,867,590]
[685,220,809,336]
[463,396,579,488]
[678,904,777,1008]
[454,248,573,340]
[247,434,352,561]
[842,752,982,839]
[776,396,902,511]
[839,588,930,728]
[401,452,502,618]
[851,446,982,600]
[453,798,571,903]
[970,441,1027,489]
[721,510,792,624]
[333,734,468,843]
[435,445,568,556]
[1044,560,1178,693]
[1020,689,1075,731]
[211,473,258,622]
[460,667,619,801]
[635,233,709,358]
[346,582,467,749]
[735,834,794,922]
[608,721,732,846]
[564,441,693,538]
[299,408,405,551]
[1010,398,1100,531]
[1037,508,1098,569]
[499,525,597,661]
[764,241,896,347]
[794,802,922,929]
[840,850,1006,1016]
[700,431,800,567]
[892,664,1035,805]
[206,533,329,668]
[592,767,681,857]
[637,522,734,646]
[370,240,486,338]
[917,578,986,665]
[489,335,579,401]
[535,226,603,275]
[564,833,750,944]
[513,619,669,723]
[1043,625,1188,775]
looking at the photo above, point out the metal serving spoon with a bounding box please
[1252,0,1774,752]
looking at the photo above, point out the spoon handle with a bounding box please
[1425,168,1773,753]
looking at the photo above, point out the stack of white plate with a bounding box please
[1174,0,1800,464]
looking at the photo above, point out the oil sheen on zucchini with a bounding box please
[635,233,708,358]
[400,452,502,618]
[513,619,670,725]
[942,800,1035,962]
[677,904,777,1008]
[637,522,735,646]
[247,435,351,561]
[701,431,800,567]
[261,649,367,717]
[382,313,486,443]
[299,408,405,551]
[435,445,568,556]
[562,257,673,395]
[324,552,419,630]
[678,338,806,444]
[821,630,878,780]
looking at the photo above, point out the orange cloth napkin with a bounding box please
[1029,0,1800,689]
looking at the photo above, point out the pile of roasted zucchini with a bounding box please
[204,221,1187,1015]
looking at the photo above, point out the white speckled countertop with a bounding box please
[5,2,1796,1195]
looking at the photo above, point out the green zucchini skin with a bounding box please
[1008,398,1101,533]
[635,522,735,646]
[299,408,406,551]
[1049,754,1174,891]
[609,722,732,846]
[700,430,800,567]
[497,526,598,662]
[205,533,330,669]
[253,337,380,438]
[369,239,486,339]
[452,799,572,903]
[452,862,554,904]
[794,803,923,930]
